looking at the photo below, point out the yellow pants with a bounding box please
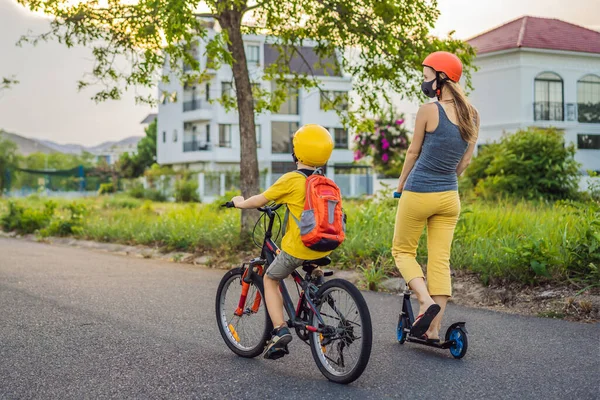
[392,191,460,296]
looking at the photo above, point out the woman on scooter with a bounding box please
[392,51,479,342]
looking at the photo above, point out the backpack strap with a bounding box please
[282,170,309,235]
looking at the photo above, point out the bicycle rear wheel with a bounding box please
[215,267,272,358]
[309,279,372,384]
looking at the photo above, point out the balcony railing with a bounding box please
[534,101,564,121]
[183,99,210,112]
[183,141,211,152]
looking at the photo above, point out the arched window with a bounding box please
[577,74,600,123]
[534,72,563,121]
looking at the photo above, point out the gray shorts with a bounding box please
[265,251,305,280]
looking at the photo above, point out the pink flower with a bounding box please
[354,150,363,161]
[382,153,389,163]
[354,135,361,142]
[395,119,404,125]
[381,138,390,150]
[399,137,407,146]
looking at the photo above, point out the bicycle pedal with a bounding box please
[264,346,289,360]
[323,270,334,277]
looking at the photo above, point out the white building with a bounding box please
[156,25,355,184]
[467,16,600,173]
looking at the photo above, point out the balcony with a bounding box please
[534,101,563,121]
[183,141,212,152]
[183,98,210,112]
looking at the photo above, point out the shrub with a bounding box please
[174,174,200,203]
[41,201,88,237]
[98,183,116,195]
[1,200,56,234]
[465,128,580,200]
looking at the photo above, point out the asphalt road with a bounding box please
[1,238,598,399]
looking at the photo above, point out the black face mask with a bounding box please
[421,78,437,98]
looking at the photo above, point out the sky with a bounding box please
[0,0,598,146]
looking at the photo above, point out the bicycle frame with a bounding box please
[235,205,330,336]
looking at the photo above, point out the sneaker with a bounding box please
[263,326,293,360]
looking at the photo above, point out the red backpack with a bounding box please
[285,169,346,252]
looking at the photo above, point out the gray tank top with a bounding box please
[404,102,468,193]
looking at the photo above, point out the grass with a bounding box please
[1,194,599,287]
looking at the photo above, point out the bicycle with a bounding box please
[215,202,372,384]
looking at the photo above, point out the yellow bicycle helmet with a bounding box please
[292,124,334,167]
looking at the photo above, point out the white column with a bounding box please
[198,173,205,201]
[350,173,357,198]
[219,173,226,196]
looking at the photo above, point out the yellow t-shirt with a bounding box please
[263,171,332,260]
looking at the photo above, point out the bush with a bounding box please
[465,128,580,200]
[1,200,56,234]
[41,201,88,237]
[174,174,200,203]
[98,183,116,195]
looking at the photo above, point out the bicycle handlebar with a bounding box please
[220,202,283,213]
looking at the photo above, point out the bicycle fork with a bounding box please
[234,261,264,317]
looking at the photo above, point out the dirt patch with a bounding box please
[3,231,598,323]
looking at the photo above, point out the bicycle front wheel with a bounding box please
[309,279,372,384]
[215,267,272,358]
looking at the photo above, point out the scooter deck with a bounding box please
[405,334,456,349]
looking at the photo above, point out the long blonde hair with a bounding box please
[443,79,478,144]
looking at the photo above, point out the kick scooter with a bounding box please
[396,287,468,359]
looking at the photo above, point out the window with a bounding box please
[534,72,563,121]
[162,131,166,143]
[205,83,210,101]
[206,124,211,143]
[577,74,600,123]
[222,81,234,98]
[256,125,262,148]
[577,134,600,150]
[173,129,178,142]
[320,91,348,111]
[272,81,299,115]
[245,44,260,64]
[219,124,232,148]
[271,121,299,153]
[333,128,348,149]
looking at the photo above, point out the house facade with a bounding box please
[156,27,354,183]
[467,16,600,173]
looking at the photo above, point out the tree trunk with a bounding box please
[219,7,260,235]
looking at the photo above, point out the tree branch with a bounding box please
[243,1,267,14]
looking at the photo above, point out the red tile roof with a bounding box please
[468,16,600,55]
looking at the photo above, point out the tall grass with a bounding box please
[1,195,598,286]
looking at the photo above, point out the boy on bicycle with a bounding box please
[231,124,335,360]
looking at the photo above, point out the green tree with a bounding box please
[116,120,157,178]
[17,0,475,231]
[0,132,19,194]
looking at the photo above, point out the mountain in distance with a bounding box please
[0,130,143,156]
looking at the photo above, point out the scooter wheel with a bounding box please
[396,316,407,344]
[446,326,468,359]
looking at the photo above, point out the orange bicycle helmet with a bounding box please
[422,51,463,82]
